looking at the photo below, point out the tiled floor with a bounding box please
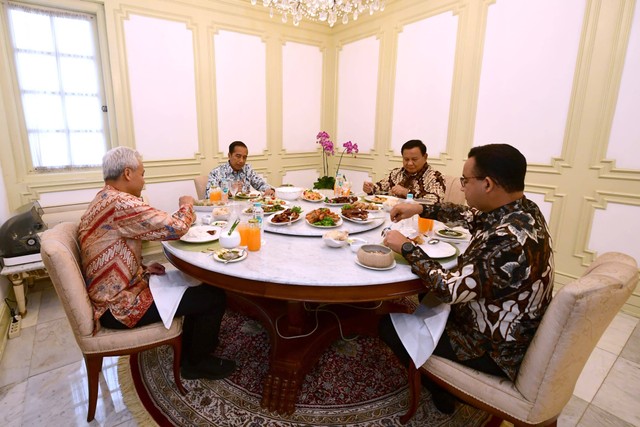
[1,277,639,426]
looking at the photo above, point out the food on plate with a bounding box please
[184,227,216,240]
[437,228,466,238]
[367,195,388,204]
[256,197,287,206]
[245,204,285,214]
[341,204,369,221]
[194,199,227,207]
[216,248,244,261]
[325,195,358,204]
[236,191,260,199]
[351,201,381,211]
[306,208,340,226]
[324,230,349,241]
[302,189,323,201]
[271,206,302,223]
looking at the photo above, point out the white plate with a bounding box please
[210,220,228,227]
[212,248,247,263]
[269,214,303,226]
[435,228,469,240]
[301,193,324,203]
[419,241,458,259]
[364,195,394,204]
[306,217,343,228]
[355,259,396,271]
[180,226,221,243]
[235,192,261,199]
[243,206,283,216]
[340,213,374,224]
[324,197,359,206]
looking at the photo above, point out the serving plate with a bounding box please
[269,214,303,226]
[180,226,221,243]
[435,228,469,240]
[340,213,375,224]
[235,191,261,199]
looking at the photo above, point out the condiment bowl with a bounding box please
[219,230,241,249]
[348,237,367,253]
[357,244,394,268]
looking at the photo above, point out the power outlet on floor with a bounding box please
[8,315,21,339]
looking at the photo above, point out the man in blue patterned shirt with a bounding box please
[206,141,275,197]
[381,143,554,414]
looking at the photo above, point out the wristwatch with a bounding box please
[401,241,415,256]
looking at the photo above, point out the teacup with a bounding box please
[219,230,241,249]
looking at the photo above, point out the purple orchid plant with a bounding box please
[314,131,358,189]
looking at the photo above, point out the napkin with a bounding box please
[149,268,201,329]
[390,296,451,367]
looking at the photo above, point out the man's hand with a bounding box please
[390,184,409,198]
[383,230,411,253]
[264,188,275,197]
[363,181,374,194]
[389,202,423,222]
[146,262,166,275]
[179,195,195,206]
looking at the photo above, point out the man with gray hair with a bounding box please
[79,146,235,380]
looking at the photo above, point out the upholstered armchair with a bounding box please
[441,174,466,205]
[194,175,209,200]
[40,222,186,422]
[401,252,638,426]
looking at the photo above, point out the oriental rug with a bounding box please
[118,310,491,427]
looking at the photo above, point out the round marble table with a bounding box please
[163,199,426,414]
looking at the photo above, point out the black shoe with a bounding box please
[181,356,236,380]
[422,377,456,415]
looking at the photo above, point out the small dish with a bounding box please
[355,259,396,271]
[212,248,247,263]
[356,244,395,268]
[347,237,367,253]
[323,230,349,248]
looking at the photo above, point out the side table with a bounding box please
[1,258,48,316]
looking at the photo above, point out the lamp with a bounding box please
[251,0,386,27]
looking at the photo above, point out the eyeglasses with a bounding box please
[459,176,485,187]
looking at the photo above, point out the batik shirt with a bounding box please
[205,162,271,197]
[369,164,446,203]
[78,185,195,330]
[402,197,554,380]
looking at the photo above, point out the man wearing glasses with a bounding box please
[380,143,554,414]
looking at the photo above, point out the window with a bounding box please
[5,1,108,170]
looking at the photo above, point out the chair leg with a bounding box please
[84,354,103,422]
[172,335,187,395]
[400,360,421,424]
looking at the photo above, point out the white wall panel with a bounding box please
[282,42,322,152]
[336,36,379,153]
[524,191,552,225]
[283,169,318,188]
[473,0,585,163]
[214,31,267,153]
[607,2,640,170]
[124,15,198,160]
[144,180,196,214]
[589,202,640,264]
[391,13,457,157]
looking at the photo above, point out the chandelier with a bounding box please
[250,0,386,27]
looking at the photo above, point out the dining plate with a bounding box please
[243,206,283,216]
[210,220,228,227]
[269,214,303,226]
[364,195,393,204]
[306,217,343,228]
[301,193,324,203]
[340,213,374,224]
[419,241,458,259]
[355,259,396,271]
[212,248,247,263]
[180,226,221,243]
[435,228,469,240]
[235,191,261,199]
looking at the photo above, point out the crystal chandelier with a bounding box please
[250,0,386,27]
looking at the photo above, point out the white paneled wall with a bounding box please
[391,11,457,158]
[124,15,199,160]
[473,0,586,163]
[214,30,267,154]
[282,42,323,152]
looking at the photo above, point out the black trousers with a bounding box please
[100,284,226,366]
[378,313,507,378]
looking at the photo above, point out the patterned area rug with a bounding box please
[118,310,491,426]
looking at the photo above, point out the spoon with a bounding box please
[428,239,440,245]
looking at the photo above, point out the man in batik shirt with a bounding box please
[381,143,554,413]
[206,140,275,198]
[362,139,446,203]
[79,146,235,380]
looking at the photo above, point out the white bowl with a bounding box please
[357,244,395,268]
[348,237,367,253]
[323,237,347,248]
[219,230,241,249]
[275,186,303,201]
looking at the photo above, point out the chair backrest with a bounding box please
[515,252,638,420]
[194,175,208,200]
[442,174,465,205]
[40,222,95,341]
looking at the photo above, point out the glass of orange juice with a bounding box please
[418,217,434,234]
[209,187,222,202]
[247,220,261,251]
[237,221,250,247]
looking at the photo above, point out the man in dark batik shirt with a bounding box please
[380,143,554,414]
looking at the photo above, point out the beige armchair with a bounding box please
[442,174,465,205]
[194,175,209,200]
[39,222,186,422]
[401,252,638,426]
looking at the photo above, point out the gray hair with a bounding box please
[102,147,142,181]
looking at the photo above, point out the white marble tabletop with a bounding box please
[163,199,468,294]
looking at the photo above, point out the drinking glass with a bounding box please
[237,221,250,247]
[209,187,222,202]
[247,221,261,251]
[418,217,434,234]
